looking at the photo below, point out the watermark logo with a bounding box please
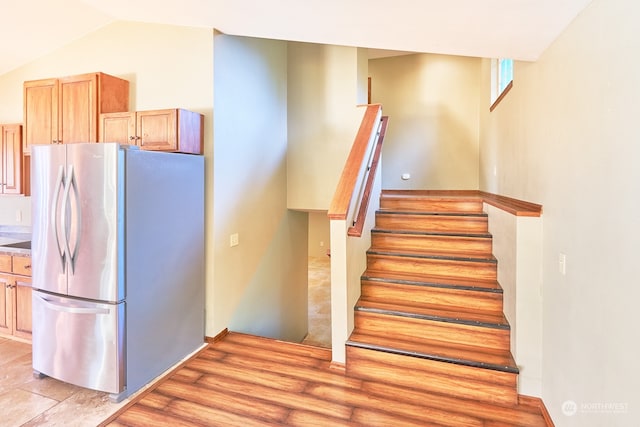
[562,400,578,416]
[562,400,628,416]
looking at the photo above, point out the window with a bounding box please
[490,58,513,111]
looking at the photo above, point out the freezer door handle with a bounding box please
[52,165,67,272]
[34,293,111,315]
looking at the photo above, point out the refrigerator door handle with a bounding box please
[52,165,67,272]
[67,165,81,274]
[61,165,73,274]
[34,293,111,315]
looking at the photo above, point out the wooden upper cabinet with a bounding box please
[1,124,23,195]
[100,112,136,145]
[100,108,203,154]
[23,72,129,154]
[23,79,58,154]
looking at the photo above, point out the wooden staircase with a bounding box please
[346,190,519,405]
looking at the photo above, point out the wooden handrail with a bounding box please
[347,116,388,237]
[328,104,382,220]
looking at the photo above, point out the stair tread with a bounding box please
[372,228,492,238]
[347,332,518,373]
[381,190,481,198]
[356,298,509,328]
[368,248,497,263]
[363,269,503,292]
[377,210,488,217]
[381,195,483,201]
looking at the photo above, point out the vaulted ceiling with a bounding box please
[1,0,593,76]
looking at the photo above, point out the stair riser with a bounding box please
[380,198,483,213]
[361,281,504,313]
[354,312,510,351]
[376,214,488,233]
[371,233,492,256]
[367,255,497,281]
[346,346,518,405]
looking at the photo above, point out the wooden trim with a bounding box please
[490,80,513,112]
[381,189,542,217]
[347,116,388,237]
[478,191,542,217]
[519,395,556,426]
[328,104,382,220]
[205,328,229,343]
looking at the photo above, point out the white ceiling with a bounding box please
[0,0,593,76]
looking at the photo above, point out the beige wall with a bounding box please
[0,21,213,116]
[286,42,367,211]
[330,164,382,363]
[308,211,331,258]
[213,34,309,342]
[0,197,31,226]
[479,0,640,424]
[486,205,543,397]
[369,53,481,190]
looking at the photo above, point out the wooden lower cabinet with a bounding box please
[0,254,32,341]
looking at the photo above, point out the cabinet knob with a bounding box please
[25,265,31,270]
[129,136,135,141]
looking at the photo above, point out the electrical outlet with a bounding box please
[559,253,566,276]
[319,241,324,247]
[230,233,239,247]
[15,210,22,222]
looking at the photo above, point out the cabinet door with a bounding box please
[23,78,59,154]
[0,276,11,335]
[1,124,23,195]
[14,277,32,339]
[137,109,177,151]
[100,112,136,145]
[59,73,98,144]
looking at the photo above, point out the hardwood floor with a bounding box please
[103,332,552,426]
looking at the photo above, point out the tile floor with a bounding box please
[0,337,129,427]
[0,257,332,426]
[302,256,332,348]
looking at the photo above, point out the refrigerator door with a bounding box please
[32,144,69,296]
[65,143,125,302]
[32,291,125,394]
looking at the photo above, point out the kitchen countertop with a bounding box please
[0,225,31,256]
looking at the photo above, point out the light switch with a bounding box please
[230,233,239,247]
[559,253,566,276]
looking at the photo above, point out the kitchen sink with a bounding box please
[1,241,31,249]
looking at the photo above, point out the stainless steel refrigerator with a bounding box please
[31,142,205,402]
